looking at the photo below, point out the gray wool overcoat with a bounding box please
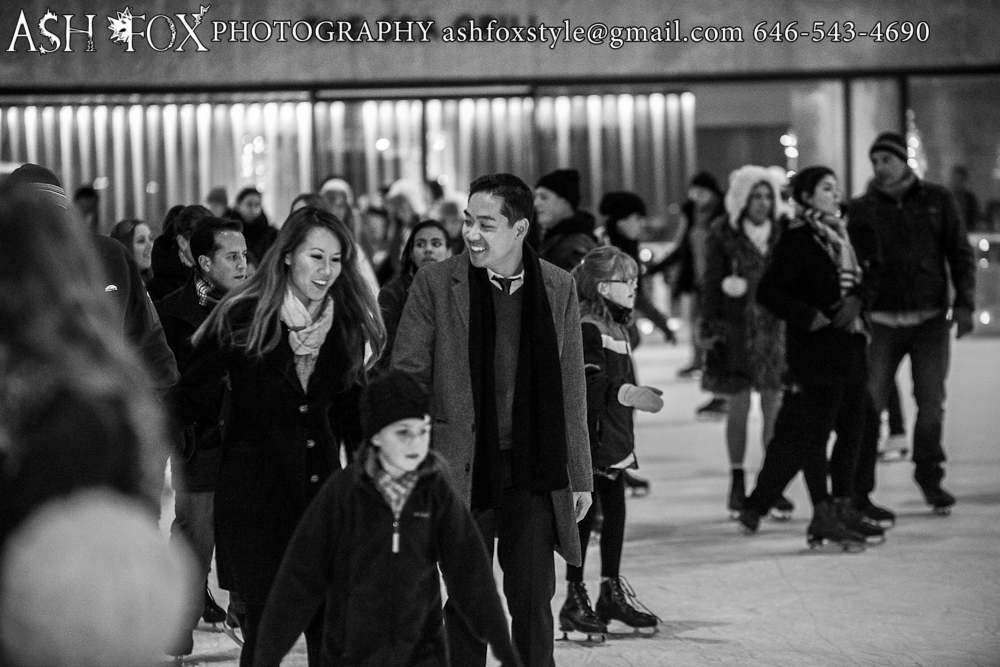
[392,252,593,567]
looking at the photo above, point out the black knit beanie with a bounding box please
[599,192,646,222]
[536,169,581,210]
[360,370,430,441]
[870,132,908,163]
[689,171,722,196]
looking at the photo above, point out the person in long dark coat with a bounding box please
[700,166,789,519]
[169,206,385,667]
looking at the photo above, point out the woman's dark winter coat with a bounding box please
[168,302,363,605]
[700,216,786,394]
[148,235,192,302]
[580,313,639,472]
[756,215,880,386]
[252,451,518,667]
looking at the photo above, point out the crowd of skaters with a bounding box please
[0,127,978,667]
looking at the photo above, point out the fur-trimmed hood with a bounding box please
[724,165,793,229]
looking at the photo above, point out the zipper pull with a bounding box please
[392,520,400,554]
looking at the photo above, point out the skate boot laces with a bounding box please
[617,576,661,622]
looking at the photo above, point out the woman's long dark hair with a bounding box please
[195,206,386,384]
[398,219,450,277]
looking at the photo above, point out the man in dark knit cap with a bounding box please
[848,132,976,522]
[533,168,598,272]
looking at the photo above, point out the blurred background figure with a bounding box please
[375,219,452,376]
[72,185,100,234]
[110,217,155,286]
[205,187,229,218]
[226,186,276,271]
[651,172,726,384]
[148,206,213,302]
[429,197,467,256]
[0,168,195,667]
[533,168,598,272]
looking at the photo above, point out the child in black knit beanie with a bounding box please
[252,370,521,667]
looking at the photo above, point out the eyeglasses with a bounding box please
[605,278,638,289]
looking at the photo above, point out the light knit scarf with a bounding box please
[279,289,334,390]
[742,218,772,255]
[799,207,862,297]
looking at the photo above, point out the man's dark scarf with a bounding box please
[468,243,568,508]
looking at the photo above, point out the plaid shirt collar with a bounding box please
[364,447,419,519]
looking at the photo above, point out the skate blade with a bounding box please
[877,448,908,463]
[807,538,865,553]
[603,619,659,636]
[864,534,887,545]
[931,505,953,516]
[221,624,244,648]
[628,488,650,498]
[695,412,725,422]
[768,509,793,522]
[728,509,741,521]
[558,630,606,645]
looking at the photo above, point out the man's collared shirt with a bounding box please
[486,268,525,295]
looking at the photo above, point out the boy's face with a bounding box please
[374,416,431,477]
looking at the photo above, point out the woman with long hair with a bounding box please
[737,166,884,550]
[110,217,155,285]
[170,206,385,667]
[700,166,790,519]
[374,219,451,374]
[0,172,189,667]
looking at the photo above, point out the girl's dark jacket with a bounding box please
[580,311,638,472]
[167,301,363,605]
[756,214,881,386]
[700,216,786,394]
[252,450,519,667]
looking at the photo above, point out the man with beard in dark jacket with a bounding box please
[848,132,976,521]
[156,216,248,659]
[533,169,597,272]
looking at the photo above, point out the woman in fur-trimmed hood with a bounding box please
[701,165,790,518]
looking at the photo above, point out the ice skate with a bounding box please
[806,500,865,552]
[557,582,606,644]
[623,470,650,497]
[737,506,763,534]
[768,495,795,521]
[221,607,244,648]
[695,396,727,421]
[834,498,886,545]
[201,586,226,629]
[596,577,659,636]
[676,363,702,380]
[877,435,909,463]
[854,495,896,528]
[727,469,745,519]
[917,481,956,515]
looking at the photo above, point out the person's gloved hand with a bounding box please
[618,384,664,412]
[952,306,974,339]
[831,295,863,330]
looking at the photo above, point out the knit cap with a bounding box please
[689,171,722,196]
[360,370,430,441]
[869,132,908,163]
[536,169,581,210]
[599,192,646,222]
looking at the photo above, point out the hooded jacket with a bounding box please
[252,450,518,667]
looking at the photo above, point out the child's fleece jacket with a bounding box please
[580,312,638,471]
[251,450,519,667]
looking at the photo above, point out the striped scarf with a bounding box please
[799,207,862,297]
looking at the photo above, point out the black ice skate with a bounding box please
[854,495,896,528]
[768,495,795,521]
[558,582,607,643]
[202,586,226,628]
[834,498,886,545]
[806,499,865,552]
[737,506,763,534]
[727,469,745,519]
[222,607,244,647]
[623,470,650,497]
[596,577,659,636]
[917,481,956,515]
[695,396,727,421]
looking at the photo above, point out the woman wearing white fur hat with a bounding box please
[700,166,792,520]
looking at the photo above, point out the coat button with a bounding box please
[306,439,315,448]
[310,474,319,483]
[299,404,308,413]
[464,463,471,473]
